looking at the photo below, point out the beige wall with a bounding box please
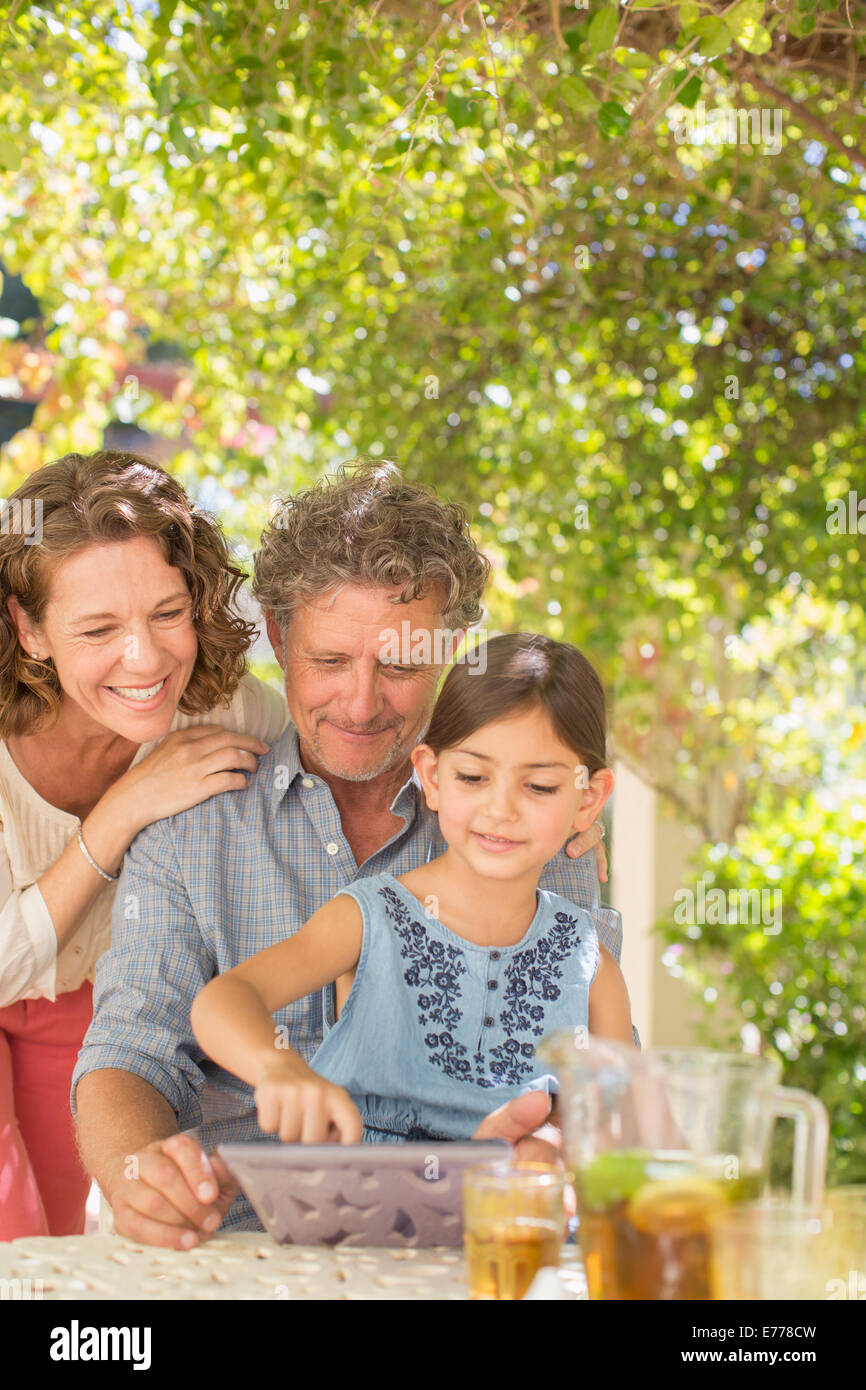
[611,760,655,1045]
[650,802,710,1046]
[611,760,724,1048]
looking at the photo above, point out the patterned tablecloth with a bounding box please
[0,1233,588,1301]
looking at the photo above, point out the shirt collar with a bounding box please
[267,721,304,811]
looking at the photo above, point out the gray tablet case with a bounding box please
[217,1141,510,1247]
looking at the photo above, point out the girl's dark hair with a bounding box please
[0,450,258,738]
[424,632,607,775]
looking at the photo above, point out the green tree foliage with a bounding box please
[660,787,866,1183]
[0,2,863,1155]
[1,3,863,647]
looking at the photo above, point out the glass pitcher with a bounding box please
[537,1033,829,1301]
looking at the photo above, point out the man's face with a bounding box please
[266,584,464,783]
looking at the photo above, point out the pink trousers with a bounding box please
[0,980,93,1240]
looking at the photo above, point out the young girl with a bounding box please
[191,632,635,1146]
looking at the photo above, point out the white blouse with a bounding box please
[0,672,288,1007]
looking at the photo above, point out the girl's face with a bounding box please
[412,703,614,880]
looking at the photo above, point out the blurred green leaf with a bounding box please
[677,74,703,109]
[0,135,23,171]
[694,15,734,59]
[598,100,631,139]
[587,8,619,53]
[736,21,774,54]
[561,74,594,111]
[337,243,368,273]
[445,91,478,129]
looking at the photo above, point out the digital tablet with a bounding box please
[217,1141,510,1248]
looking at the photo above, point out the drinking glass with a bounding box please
[462,1161,566,1300]
[538,1035,829,1300]
[823,1186,866,1299]
[708,1195,866,1300]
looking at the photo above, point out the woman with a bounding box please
[0,450,287,1240]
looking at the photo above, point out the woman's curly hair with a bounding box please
[0,450,258,738]
[252,458,491,637]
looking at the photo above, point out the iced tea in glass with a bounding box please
[538,1035,829,1302]
[575,1149,762,1300]
[463,1161,565,1300]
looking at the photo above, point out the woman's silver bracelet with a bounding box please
[77,828,121,882]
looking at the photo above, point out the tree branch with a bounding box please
[743,71,866,171]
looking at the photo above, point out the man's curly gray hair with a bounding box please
[251,459,491,636]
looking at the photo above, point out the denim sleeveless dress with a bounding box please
[311,871,599,1142]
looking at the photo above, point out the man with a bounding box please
[72,461,617,1249]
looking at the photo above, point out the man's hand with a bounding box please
[473,1093,576,1224]
[107,1134,239,1249]
[472,1090,564,1165]
[564,821,607,883]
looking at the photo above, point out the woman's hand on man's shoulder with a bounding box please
[108,727,270,837]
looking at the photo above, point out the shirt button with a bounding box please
[302,778,314,789]
[487,979,498,990]
[484,1016,495,1028]
[490,950,501,961]
[325,842,339,856]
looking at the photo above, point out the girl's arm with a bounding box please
[190,894,364,1141]
[588,944,636,1047]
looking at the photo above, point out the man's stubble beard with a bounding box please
[303,722,412,783]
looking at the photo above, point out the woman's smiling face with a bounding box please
[11,535,199,742]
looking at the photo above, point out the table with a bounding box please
[0,1233,588,1300]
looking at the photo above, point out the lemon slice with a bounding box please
[626,1177,728,1237]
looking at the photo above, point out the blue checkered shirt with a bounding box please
[71,722,625,1230]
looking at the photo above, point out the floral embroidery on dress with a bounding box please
[381,884,473,1080]
[380,883,586,1090]
[483,910,584,1086]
